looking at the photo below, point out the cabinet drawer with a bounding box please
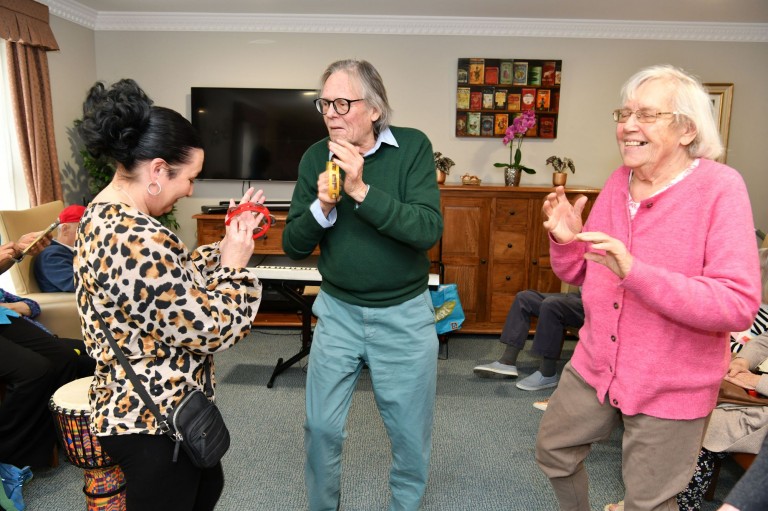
[492,231,527,261]
[490,263,526,292]
[490,293,517,324]
[494,199,529,226]
[199,220,226,244]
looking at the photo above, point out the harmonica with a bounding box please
[327,161,340,200]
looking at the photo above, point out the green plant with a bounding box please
[76,121,179,230]
[434,152,455,175]
[545,156,576,174]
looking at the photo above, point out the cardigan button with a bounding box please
[612,399,619,405]
[646,202,653,208]
[611,335,616,342]
[613,302,619,309]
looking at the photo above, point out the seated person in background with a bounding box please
[473,288,584,391]
[0,234,95,508]
[676,250,768,510]
[730,248,768,353]
[33,204,86,292]
[717,431,768,511]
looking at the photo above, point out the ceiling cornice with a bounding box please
[43,0,768,43]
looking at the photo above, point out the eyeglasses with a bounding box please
[612,109,678,123]
[314,98,365,116]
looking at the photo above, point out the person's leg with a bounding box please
[535,363,621,511]
[620,413,706,511]
[0,334,60,468]
[474,290,548,378]
[365,290,438,511]
[530,293,584,361]
[98,434,222,511]
[676,448,725,511]
[517,293,584,390]
[305,291,366,511]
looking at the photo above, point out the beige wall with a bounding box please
[47,17,768,248]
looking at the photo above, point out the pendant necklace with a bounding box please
[112,183,138,210]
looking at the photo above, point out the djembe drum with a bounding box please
[49,376,126,511]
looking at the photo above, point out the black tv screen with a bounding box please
[191,87,328,181]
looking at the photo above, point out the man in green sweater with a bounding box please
[283,59,443,511]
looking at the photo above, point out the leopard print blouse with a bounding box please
[74,203,262,436]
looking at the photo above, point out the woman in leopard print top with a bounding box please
[74,79,264,511]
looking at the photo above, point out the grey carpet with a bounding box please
[24,330,741,510]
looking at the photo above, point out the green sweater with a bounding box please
[283,126,443,307]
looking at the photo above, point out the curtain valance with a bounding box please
[0,0,58,51]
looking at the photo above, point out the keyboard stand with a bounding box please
[265,281,314,388]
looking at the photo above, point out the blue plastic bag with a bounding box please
[430,284,465,335]
[0,462,32,511]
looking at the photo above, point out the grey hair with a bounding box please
[620,64,723,161]
[319,59,392,135]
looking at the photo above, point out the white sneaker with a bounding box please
[473,361,518,378]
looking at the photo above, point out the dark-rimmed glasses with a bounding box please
[314,98,365,116]
[612,109,678,123]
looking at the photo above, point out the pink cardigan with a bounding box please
[551,159,761,419]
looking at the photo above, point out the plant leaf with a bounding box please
[514,147,522,166]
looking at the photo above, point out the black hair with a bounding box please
[77,78,202,176]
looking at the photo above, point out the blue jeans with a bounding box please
[305,289,438,511]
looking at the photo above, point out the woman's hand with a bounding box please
[577,231,634,279]
[542,186,587,243]
[727,357,750,378]
[219,187,266,269]
[2,301,31,316]
[18,230,52,256]
[724,370,761,391]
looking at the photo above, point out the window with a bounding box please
[0,40,28,210]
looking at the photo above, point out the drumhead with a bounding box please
[51,376,94,411]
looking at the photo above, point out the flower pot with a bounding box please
[436,169,447,184]
[552,172,568,187]
[504,167,521,187]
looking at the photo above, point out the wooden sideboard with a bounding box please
[437,185,599,334]
[192,185,599,333]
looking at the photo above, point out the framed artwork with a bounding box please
[456,58,562,138]
[704,83,733,163]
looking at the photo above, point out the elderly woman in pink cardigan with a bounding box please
[534,64,762,511]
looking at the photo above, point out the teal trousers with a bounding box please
[305,289,438,511]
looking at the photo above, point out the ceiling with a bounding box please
[49,0,768,24]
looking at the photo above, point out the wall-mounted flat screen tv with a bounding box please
[191,87,328,181]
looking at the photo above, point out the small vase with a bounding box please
[436,169,447,184]
[504,167,521,187]
[552,173,568,187]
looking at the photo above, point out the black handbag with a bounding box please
[93,310,230,468]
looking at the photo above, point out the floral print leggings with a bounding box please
[677,448,727,510]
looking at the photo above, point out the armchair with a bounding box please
[0,201,82,339]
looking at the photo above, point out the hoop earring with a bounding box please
[147,181,162,196]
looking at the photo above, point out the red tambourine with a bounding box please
[224,202,273,239]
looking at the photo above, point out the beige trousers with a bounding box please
[535,362,707,511]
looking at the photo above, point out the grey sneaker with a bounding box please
[516,371,559,391]
[473,361,518,378]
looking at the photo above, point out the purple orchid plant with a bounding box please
[494,110,537,174]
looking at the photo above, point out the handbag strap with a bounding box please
[88,296,214,437]
[91,309,173,435]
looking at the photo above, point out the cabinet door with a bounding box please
[440,196,490,325]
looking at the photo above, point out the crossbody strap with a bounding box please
[91,310,173,435]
